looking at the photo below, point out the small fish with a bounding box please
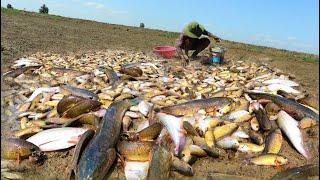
[213,123,238,140]
[99,67,120,87]
[272,164,319,180]
[250,154,288,166]
[238,143,265,153]
[277,110,310,159]
[60,85,98,100]
[265,102,281,116]
[216,136,239,149]
[189,145,207,157]
[26,127,88,151]
[171,156,194,176]
[26,87,60,102]
[204,130,215,148]
[250,117,260,131]
[183,121,199,137]
[263,79,299,87]
[249,131,264,145]
[138,100,152,116]
[265,129,282,154]
[14,127,43,138]
[231,128,250,139]
[252,102,272,130]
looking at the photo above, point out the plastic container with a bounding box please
[153,46,176,59]
[210,46,226,64]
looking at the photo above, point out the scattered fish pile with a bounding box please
[1,50,319,179]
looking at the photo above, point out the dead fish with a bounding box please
[252,102,272,130]
[249,131,264,145]
[266,84,300,94]
[183,121,199,137]
[277,110,311,159]
[99,67,120,87]
[26,87,60,102]
[227,110,252,123]
[171,156,194,176]
[192,136,220,158]
[216,136,239,149]
[247,92,319,121]
[238,143,265,153]
[61,99,102,119]
[299,117,317,129]
[181,137,197,164]
[147,145,172,180]
[50,67,87,77]
[14,127,43,138]
[231,128,250,139]
[1,138,40,162]
[265,129,282,154]
[133,122,163,141]
[213,123,238,140]
[76,98,139,179]
[160,97,233,116]
[204,130,214,147]
[138,100,152,116]
[26,127,88,151]
[124,161,149,180]
[265,102,281,116]
[57,95,86,115]
[189,145,207,157]
[3,65,42,78]
[250,154,288,166]
[60,85,98,100]
[120,64,143,77]
[250,117,260,131]
[117,141,154,161]
[157,113,186,154]
[271,164,319,180]
[263,79,299,87]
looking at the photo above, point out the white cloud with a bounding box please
[84,1,128,15]
[86,2,104,9]
[287,36,297,41]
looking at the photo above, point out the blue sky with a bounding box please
[1,0,319,54]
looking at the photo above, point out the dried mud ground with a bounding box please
[1,8,319,179]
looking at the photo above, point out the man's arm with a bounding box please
[203,30,221,42]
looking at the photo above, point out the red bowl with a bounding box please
[153,46,176,59]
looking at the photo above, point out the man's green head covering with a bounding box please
[183,21,205,38]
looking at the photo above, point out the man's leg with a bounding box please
[191,38,210,58]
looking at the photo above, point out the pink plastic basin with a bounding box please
[153,46,176,59]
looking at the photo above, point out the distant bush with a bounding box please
[7,4,13,9]
[39,4,49,14]
[140,23,145,28]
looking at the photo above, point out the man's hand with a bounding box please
[213,37,221,43]
[207,32,222,43]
